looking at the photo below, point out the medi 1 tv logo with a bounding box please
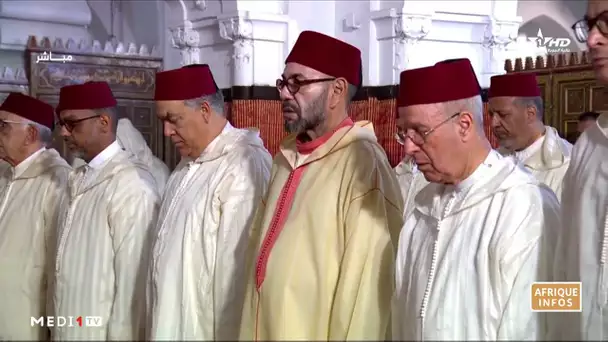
[30,316,103,327]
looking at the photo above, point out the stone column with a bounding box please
[371,8,433,85]
[480,18,520,87]
[218,11,291,86]
[218,16,254,86]
[170,20,201,66]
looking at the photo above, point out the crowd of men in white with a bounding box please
[0,1,606,340]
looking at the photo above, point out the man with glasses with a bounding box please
[0,93,70,340]
[147,64,271,341]
[394,129,429,219]
[239,31,403,340]
[50,81,160,340]
[488,73,572,199]
[391,59,560,340]
[549,1,608,340]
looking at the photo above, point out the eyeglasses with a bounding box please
[395,112,461,146]
[572,11,608,43]
[276,77,336,95]
[57,114,100,132]
[0,119,25,134]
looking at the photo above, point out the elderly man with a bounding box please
[72,118,170,192]
[239,31,403,340]
[549,1,608,339]
[391,59,560,340]
[50,81,160,340]
[488,73,572,198]
[147,64,271,340]
[0,93,70,340]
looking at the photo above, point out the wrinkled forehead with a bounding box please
[283,62,325,79]
[588,0,608,17]
[398,103,444,128]
[59,108,94,120]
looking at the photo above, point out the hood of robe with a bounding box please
[279,120,380,169]
[116,118,156,165]
[497,125,572,170]
[414,153,547,220]
[70,150,153,195]
[14,148,71,180]
[181,126,267,165]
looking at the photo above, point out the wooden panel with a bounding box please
[115,99,162,159]
[590,86,608,112]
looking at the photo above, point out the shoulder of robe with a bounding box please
[501,179,560,219]
[108,155,157,195]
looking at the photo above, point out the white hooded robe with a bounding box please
[392,150,560,340]
[50,142,160,340]
[0,148,71,340]
[549,113,608,340]
[147,123,272,341]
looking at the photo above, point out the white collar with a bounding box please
[514,134,545,162]
[194,121,234,160]
[13,147,46,178]
[88,140,122,169]
[448,149,500,193]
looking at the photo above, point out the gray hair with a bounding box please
[442,95,484,130]
[346,84,358,105]
[184,91,225,117]
[93,107,119,132]
[513,96,544,120]
[24,119,53,147]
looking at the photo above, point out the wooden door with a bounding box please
[550,70,597,142]
[115,99,163,159]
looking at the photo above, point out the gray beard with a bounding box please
[284,92,327,135]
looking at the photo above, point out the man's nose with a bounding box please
[587,26,605,50]
[163,122,174,137]
[489,114,501,128]
[278,86,294,102]
[403,137,420,156]
[59,125,70,137]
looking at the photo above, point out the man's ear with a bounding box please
[99,113,112,132]
[24,125,38,145]
[200,101,211,123]
[525,104,538,123]
[329,78,348,109]
[457,111,474,141]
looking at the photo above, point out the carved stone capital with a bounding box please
[394,14,432,42]
[170,20,201,65]
[482,18,520,50]
[218,17,253,42]
[372,8,433,73]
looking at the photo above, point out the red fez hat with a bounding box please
[488,73,541,98]
[155,65,218,101]
[397,58,481,107]
[286,31,362,87]
[57,81,117,114]
[0,92,54,129]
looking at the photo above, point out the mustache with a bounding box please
[282,102,299,112]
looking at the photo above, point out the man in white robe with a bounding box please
[488,73,572,198]
[0,93,71,340]
[72,117,170,192]
[147,64,272,340]
[549,1,608,339]
[50,81,160,340]
[391,58,560,340]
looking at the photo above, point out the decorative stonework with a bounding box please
[393,14,432,71]
[372,8,434,84]
[26,36,160,57]
[170,20,201,65]
[480,17,521,84]
[219,17,254,65]
[217,11,291,86]
[0,66,28,84]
